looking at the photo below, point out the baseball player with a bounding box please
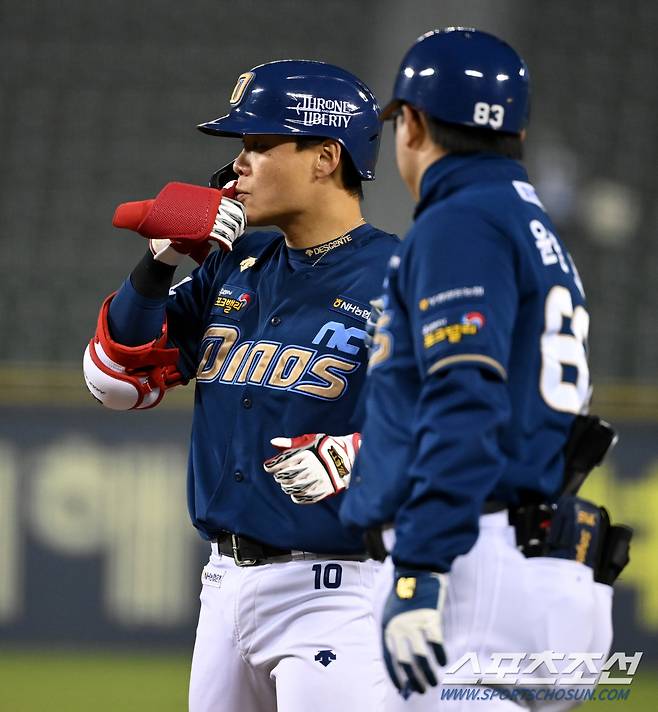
[266,30,629,711]
[83,60,398,712]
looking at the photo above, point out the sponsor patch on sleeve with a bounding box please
[421,310,486,350]
[330,295,371,323]
[418,285,485,313]
[210,284,256,320]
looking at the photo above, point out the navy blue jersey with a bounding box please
[165,224,398,552]
[341,154,590,571]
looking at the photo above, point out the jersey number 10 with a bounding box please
[540,285,590,414]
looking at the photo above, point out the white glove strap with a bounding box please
[210,197,247,250]
[149,238,185,266]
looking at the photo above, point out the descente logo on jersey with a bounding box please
[211,285,255,321]
[196,325,360,401]
[304,234,352,258]
[330,295,371,323]
[422,311,486,349]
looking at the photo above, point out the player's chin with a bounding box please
[244,204,276,227]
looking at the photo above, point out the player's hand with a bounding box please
[263,433,361,503]
[382,568,448,695]
[112,181,246,265]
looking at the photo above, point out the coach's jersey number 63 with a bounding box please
[540,285,590,414]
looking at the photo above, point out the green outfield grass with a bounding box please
[0,650,190,712]
[0,650,655,711]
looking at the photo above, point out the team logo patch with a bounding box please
[240,256,257,272]
[288,93,359,128]
[313,321,366,355]
[315,650,337,667]
[330,295,371,323]
[422,311,486,349]
[211,284,256,320]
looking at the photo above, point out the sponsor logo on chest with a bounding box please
[330,295,371,323]
[211,285,255,320]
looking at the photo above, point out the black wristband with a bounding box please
[130,250,177,299]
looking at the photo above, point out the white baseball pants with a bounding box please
[189,543,387,712]
[375,511,614,711]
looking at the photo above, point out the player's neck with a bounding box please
[410,143,448,201]
[281,191,364,250]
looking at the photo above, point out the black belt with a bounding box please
[214,531,369,567]
[482,499,508,514]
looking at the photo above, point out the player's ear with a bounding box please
[400,104,426,149]
[315,139,342,180]
[520,128,527,143]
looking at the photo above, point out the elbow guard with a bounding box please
[83,294,186,410]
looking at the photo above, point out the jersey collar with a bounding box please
[414,153,530,218]
[285,223,373,268]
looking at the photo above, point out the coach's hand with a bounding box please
[382,569,448,695]
[112,181,246,265]
[263,433,360,503]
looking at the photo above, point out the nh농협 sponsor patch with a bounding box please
[330,295,371,323]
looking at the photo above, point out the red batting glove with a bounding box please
[113,182,246,264]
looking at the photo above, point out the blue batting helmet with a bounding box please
[382,28,530,134]
[198,60,382,180]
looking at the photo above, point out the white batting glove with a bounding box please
[207,181,247,250]
[383,569,448,696]
[263,433,361,504]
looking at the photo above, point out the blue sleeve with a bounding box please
[391,208,517,571]
[405,207,517,380]
[392,365,511,571]
[164,251,223,379]
[107,250,223,379]
[107,278,167,346]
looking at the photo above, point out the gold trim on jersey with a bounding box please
[427,354,507,380]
